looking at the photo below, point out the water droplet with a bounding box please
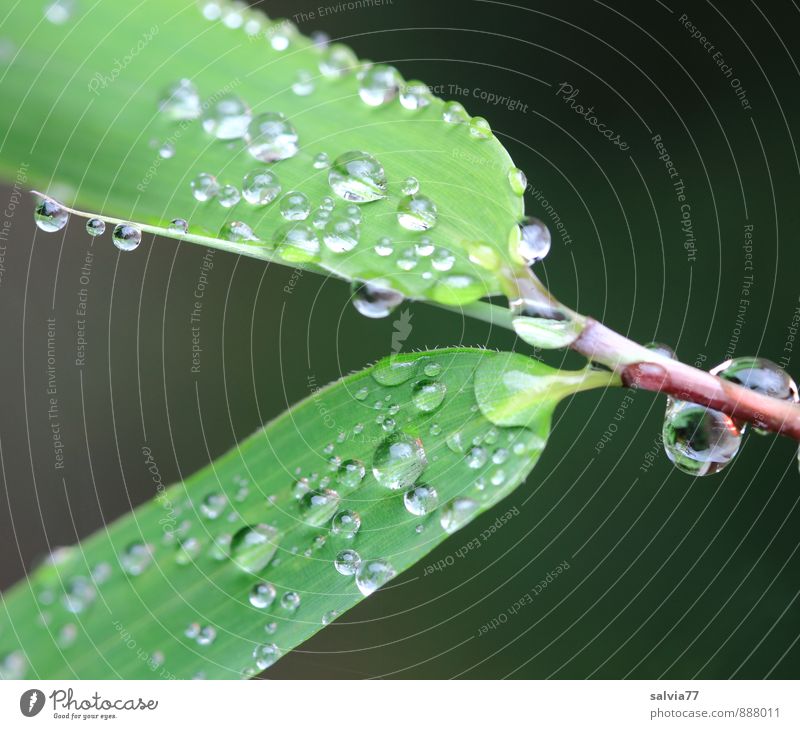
[508,167,527,196]
[352,282,404,319]
[175,536,202,565]
[431,247,455,271]
[112,224,142,252]
[430,273,484,305]
[354,387,370,402]
[300,488,341,526]
[662,401,742,476]
[397,247,419,271]
[218,184,241,208]
[397,194,438,231]
[412,380,447,412]
[264,621,278,635]
[415,237,434,257]
[44,0,76,25]
[374,237,394,256]
[442,101,468,124]
[249,581,277,609]
[492,448,509,465]
[34,198,68,232]
[323,216,360,253]
[644,342,677,360]
[274,222,319,263]
[322,610,338,626]
[403,484,439,515]
[440,497,479,534]
[329,150,387,203]
[279,191,311,221]
[466,446,488,469]
[336,459,366,490]
[372,432,427,490]
[58,622,78,648]
[190,172,220,202]
[92,562,112,584]
[469,116,492,139]
[423,362,442,377]
[230,524,280,573]
[209,533,232,561]
[158,81,200,122]
[86,218,105,237]
[514,217,551,265]
[356,558,397,596]
[241,169,281,206]
[220,220,258,243]
[158,141,176,159]
[399,80,432,110]
[120,542,153,576]
[334,549,361,577]
[359,64,401,106]
[508,276,584,349]
[711,357,798,403]
[202,94,251,140]
[0,651,27,679]
[61,576,96,614]
[400,177,420,196]
[331,509,361,539]
[200,492,226,519]
[169,218,188,234]
[292,69,315,96]
[247,112,299,162]
[313,152,330,169]
[319,44,358,78]
[280,591,301,612]
[253,643,281,669]
[372,358,419,386]
[268,20,293,50]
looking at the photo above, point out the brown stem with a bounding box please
[573,318,800,441]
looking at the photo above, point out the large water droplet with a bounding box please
[34,198,68,232]
[299,488,341,527]
[662,401,742,476]
[399,80,432,110]
[469,116,492,139]
[230,524,280,573]
[359,64,401,106]
[514,217,551,265]
[86,218,105,237]
[242,169,281,206]
[279,191,311,221]
[372,358,418,386]
[112,224,142,252]
[280,591,301,612]
[247,112,299,162]
[334,548,361,576]
[249,581,277,609]
[202,94,251,139]
[274,222,320,263]
[328,151,387,203]
[711,357,798,402]
[440,497,479,534]
[397,194,438,231]
[403,484,439,515]
[508,276,584,349]
[331,509,361,539]
[356,558,396,596]
[323,216,360,253]
[372,432,427,490]
[159,78,201,121]
[190,172,220,202]
[351,282,404,319]
[253,642,281,670]
[218,184,241,208]
[412,380,447,412]
[220,220,258,243]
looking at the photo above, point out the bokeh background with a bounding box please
[1,0,799,678]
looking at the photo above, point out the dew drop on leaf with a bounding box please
[508,167,527,196]
[372,432,427,490]
[230,524,281,573]
[34,198,68,232]
[169,218,188,234]
[319,43,359,78]
[331,509,361,539]
[85,218,105,237]
[249,582,277,609]
[399,80,432,110]
[190,172,220,202]
[359,64,401,106]
[253,642,281,670]
[469,116,492,139]
[242,169,281,206]
[334,548,361,576]
[412,380,447,412]
[442,101,468,124]
[246,112,299,162]
[351,282,404,319]
[355,559,397,596]
[397,194,438,231]
[336,459,366,489]
[440,497,479,534]
[280,591,301,612]
[372,358,419,386]
[328,150,388,203]
[120,542,153,576]
[403,484,439,516]
[219,220,257,244]
[279,191,311,221]
[112,224,142,251]
[201,94,251,140]
[158,78,201,121]
[299,488,341,527]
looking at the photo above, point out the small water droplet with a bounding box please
[190,172,220,202]
[247,112,299,162]
[61,576,96,614]
[431,247,455,272]
[169,218,188,234]
[374,236,394,256]
[412,380,447,412]
[292,69,315,96]
[200,492,227,519]
[423,362,442,378]
[354,387,370,402]
[469,116,492,139]
[253,642,281,670]
[202,94,251,139]
[230,524,280,573]
[158,141,176,159]
[359,64,401,106]
[120,542,153,576]
[336,459,366,489]
[322,610,338,626]
[319,43,359,78]
[86,218,105,237]
[442,101,468,124]
[280,591,301,612]
[372,432,427,490]
[218,184,241,208]
[514,217,551,265]
[644,342,677,360]
[242,169,281,205]
[249,581,277,609]
[440,497,479,534]
[112,224,142,252]
[396,247,419,271]
[264,621,278,635]
[44,0,76,26]
[313,152,330,169]
[300,488,341,526]
[209,533,232,561]
[466,446,488,469]
[274,222,319,262]
[399,80,432,110]
[508,276,584,349]
[175,536,202,565]
[352,282,404,319]
[329,150,387,203]
[0,651,27,679]
[334,548,361,575]
[372,358,419,386]
[663,401,741,476]
[397,194,438,231]
[711,357,798,403]
[403,484,439,515]
[331,509,361,539]
[323,215,360,253]
[356,558,397,596]
[220,220,258,243]
[34,198,69,232]
[279,191,311,221]
[508,167,527,196]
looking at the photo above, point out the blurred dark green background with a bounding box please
[1,0,799,678]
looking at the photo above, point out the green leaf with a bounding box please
[0,348,612,679]
[0,0,528,305]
